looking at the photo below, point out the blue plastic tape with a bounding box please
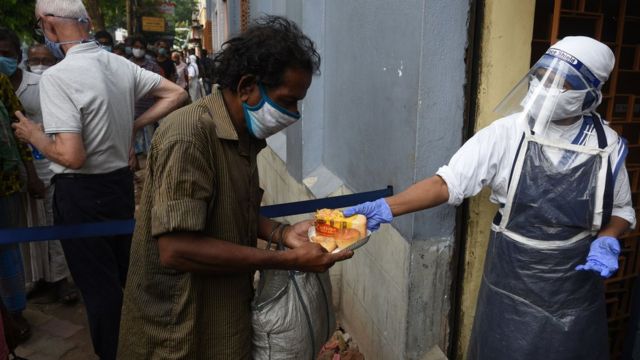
[0,186,393,245]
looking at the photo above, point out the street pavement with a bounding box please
[14,297,97,360]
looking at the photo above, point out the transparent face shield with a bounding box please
[494,54,600,138]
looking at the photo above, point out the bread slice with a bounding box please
[312,235,337,252]
[347,214,367,239]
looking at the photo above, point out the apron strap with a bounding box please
[590,114,608,149]
[591,113,614,228]
[506,133,526,193]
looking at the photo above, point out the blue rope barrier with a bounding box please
[259,186,393,218]
[0,186,393,245]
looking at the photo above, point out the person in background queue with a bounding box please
[0,27,79,306]
[129,34,165,162]
[94,30,113,52]
[11,1,188,358]
[112,43,126,57]
[26,43,57,75]
[186,53,202,101]
[0,72,42,344]
[155,39,177,82]
[171,51,188,91]
[200,48,214,95]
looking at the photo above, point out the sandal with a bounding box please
[55,279,80,305]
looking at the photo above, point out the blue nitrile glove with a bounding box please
[575,236,621,278]
[343,198,393,231]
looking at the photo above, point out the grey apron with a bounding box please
[468,116,616,360]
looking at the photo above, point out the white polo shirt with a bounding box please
[40,42,162,174]
[436,113,636,228]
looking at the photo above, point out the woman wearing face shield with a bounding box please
[346,36,634,359]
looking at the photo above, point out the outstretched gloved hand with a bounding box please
[575,236,621,278]
[343,198,393,231]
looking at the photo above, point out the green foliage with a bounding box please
[173,0,198,24]
[101,0,128,31]
[0,0,38,43]
[99,0,197,34]
[171,0,198,49]
[0,0,199,42]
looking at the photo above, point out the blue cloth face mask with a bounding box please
[0,56,18,76]
[242,83,301,139]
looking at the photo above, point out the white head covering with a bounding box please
[549,36,615,86]
[188,55,199,77]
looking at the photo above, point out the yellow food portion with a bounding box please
[314,208,367,241]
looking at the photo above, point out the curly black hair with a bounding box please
[212,15,320,90]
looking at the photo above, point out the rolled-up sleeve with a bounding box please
[436,124,506,206]
[150,137,216,237]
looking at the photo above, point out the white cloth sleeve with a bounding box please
[40,74,82,133]
[133,65,163,102]
[436,124,507,206]
[610,138,636,229]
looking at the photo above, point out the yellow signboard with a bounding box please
[142,17,165,32]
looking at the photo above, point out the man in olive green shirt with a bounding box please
[119,16,351,359]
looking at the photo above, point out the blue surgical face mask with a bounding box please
[0,56,18,76]
[101,45,112,52]
[158,48,168,56]
[243,83,301,139]
[125,46,132,56]
[44,34,83,60]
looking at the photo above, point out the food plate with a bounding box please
[308,226,372,253]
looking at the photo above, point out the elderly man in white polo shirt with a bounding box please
[12,0,187,359]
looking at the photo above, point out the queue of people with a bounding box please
[0,0,636,359]
[1,0,187,357]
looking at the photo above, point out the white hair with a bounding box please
[36,0,88,19]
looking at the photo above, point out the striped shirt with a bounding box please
[118,86,266,359]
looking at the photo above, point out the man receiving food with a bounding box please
[118,16,352,360]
